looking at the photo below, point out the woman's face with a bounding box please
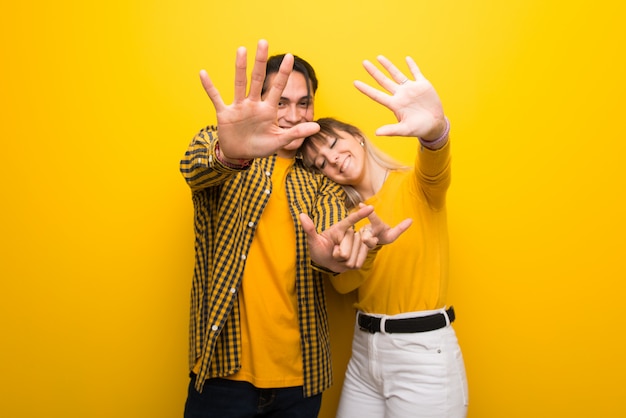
[303,131,366,185]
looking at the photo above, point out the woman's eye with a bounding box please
[330,138,337,148]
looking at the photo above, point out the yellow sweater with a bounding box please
[330,140,452,315]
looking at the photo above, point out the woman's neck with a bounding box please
[355,159,388,201]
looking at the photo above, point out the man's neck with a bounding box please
[276,148,297,159]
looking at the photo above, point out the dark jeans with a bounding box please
[184,375,322,418]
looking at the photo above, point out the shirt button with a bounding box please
[211,325,219,331]
[264,189,271,195]
[248,221,254,228]
[230,287,236,294]
[241,254,246,260]
[265,171,271,176]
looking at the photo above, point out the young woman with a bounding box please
[299,55,468,418]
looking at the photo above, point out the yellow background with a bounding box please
[1,1,625,417]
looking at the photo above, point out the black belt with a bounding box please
[358,306,455,334]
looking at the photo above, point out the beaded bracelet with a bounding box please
[215,142,251,169]
[419,117,450,150]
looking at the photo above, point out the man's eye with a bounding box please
[278,101,286,107]
[319,160,326,169]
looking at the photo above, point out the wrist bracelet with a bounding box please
[215,142,251,169]
[419,117,450,150]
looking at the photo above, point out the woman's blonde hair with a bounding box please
[300,117,408,209]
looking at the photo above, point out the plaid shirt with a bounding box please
[180,126,348,396]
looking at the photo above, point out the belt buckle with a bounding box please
[359,315,378,334]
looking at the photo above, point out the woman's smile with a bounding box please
[339,155,351,173]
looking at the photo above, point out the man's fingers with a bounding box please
[332,228,355,262]
[263,53,294,105]
[248,40,269,99]
[333,231,370,270]
[233,46,249,102]
[199,70,225,112]
[278,122,320,146]
[325,205,373,246]
[299,213,317,239]
[340,205,375,231]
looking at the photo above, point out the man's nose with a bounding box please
[284,104,304,123]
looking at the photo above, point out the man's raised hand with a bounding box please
[199,39,320,160]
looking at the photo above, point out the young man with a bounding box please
[180,40,400,417]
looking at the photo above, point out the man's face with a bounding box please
[264,71,315,151]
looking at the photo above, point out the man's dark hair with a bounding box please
[262,54,318,98]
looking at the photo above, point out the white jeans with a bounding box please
[336,309,468,418]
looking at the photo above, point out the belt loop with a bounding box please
[379,316,387,334]
[443,306,451,327]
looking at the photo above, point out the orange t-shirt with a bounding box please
[226,156,303,388]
